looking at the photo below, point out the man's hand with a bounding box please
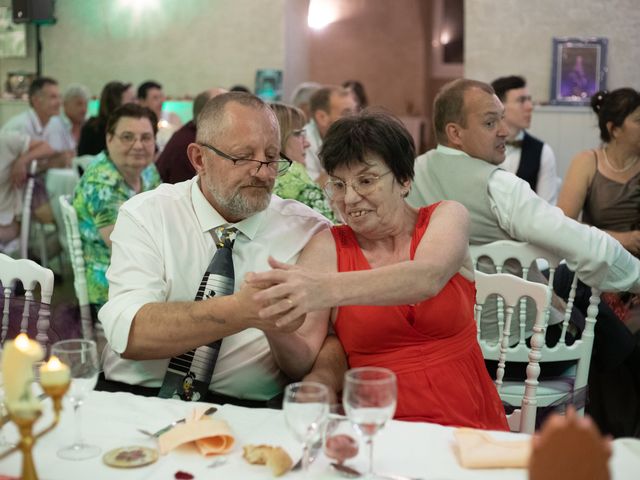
[10,155,29,188]
[49,150,75,168]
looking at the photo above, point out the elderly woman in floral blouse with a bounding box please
[73,104,161,311]
[270,102,336,222]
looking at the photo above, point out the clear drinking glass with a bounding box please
[343,367,397,479]
[324,404,360,466]
[51,339,101,460]
[283,381,329,471]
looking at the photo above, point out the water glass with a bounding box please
[283,381,329,471]
[343,367,397,479]
[324,405,360,465]
[51,339,101,460]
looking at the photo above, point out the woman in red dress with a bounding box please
[250,111,507,430]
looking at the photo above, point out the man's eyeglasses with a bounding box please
[199,143,292,176]
[114,132,156,146]
[323,171,392,200]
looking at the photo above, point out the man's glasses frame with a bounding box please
[199,143,292,176]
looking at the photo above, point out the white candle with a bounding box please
[39,355,70,387]
[1,333,44,415]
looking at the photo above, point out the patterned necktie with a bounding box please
[159,226,238,401]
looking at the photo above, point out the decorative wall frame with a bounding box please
[0,7,27,58]
[550,37,608,105]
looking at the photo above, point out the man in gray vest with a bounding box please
[407,78,640,294]
[407,79,640,434]
[491,75,559,204]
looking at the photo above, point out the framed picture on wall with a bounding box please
[550,37,608,105]
[0,7,27,58]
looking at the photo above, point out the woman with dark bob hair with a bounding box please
[249,111,507,429]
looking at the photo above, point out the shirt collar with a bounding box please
[27,108,45,135]
[436,144,470,157]
[190,178,266,240]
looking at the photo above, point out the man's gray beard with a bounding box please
[207,182,271,220]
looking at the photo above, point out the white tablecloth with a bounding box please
[1,391,638,479]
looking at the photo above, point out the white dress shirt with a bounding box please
[303,119,323,182]
[499,130,559,204]
[436,145,640,294]
[1,109,73,151]
[99,178,331,399]
[0,131,30,225]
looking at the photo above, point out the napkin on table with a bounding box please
[158,406,235,456]
[454,428,531,469]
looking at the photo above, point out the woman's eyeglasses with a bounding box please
[323,171,392,200]
[114,132,156,146]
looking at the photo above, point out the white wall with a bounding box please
[465,0,640,100]
[0,0,288,98]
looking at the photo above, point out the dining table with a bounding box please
[1,390,639,479]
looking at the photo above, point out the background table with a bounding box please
[1,391,638,479]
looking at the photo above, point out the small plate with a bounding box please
[103,446,159,468]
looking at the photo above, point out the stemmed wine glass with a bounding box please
[283,381,329,471]
[51,339,101,460]
[343,367,397,479]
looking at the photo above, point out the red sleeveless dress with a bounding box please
[332,205,508,430]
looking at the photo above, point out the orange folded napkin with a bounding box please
[454,428,531,469]
[158,406,235,456]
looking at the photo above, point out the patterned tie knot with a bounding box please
[214,225,238,249]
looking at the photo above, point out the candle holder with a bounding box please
[0,380,70,480]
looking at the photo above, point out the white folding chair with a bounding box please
[58,195,94,341]
[475,271,548,433]
[19,160,59,268]
[0,252,54,350]
[471,241,600,421]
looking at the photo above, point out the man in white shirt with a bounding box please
[408,78,640,294]
[55,83,90,151]
[1,77,73,153]
[99,92,343,406]
[304,86,357,185]
[490,75,559,204]
[407,79,640,399]
[0,131,54,253]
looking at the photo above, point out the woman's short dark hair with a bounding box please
[591,88,640,142]
[320,110,415,183]
[106,103,158,136]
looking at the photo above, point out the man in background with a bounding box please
[56,83,90,150]
[137,80,182,151]
[1,77,72,152]
[156,87,227,183]
[491,75,559,204]
[1,77,74,222]
[290,81,322,119]
[304,86,357,186]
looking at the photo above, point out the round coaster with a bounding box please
[103,446,159,468]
